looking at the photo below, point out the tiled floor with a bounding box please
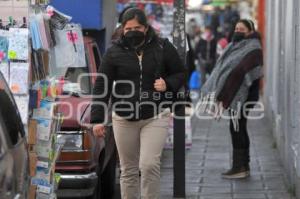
[160,110,295,199]
[113,106,295,199]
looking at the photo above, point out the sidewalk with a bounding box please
[160,108,295,199]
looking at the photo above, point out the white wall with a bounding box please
[265,0,300,197]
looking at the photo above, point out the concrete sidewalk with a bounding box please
[160,109,295,199]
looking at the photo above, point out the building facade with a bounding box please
[265,0,300,197]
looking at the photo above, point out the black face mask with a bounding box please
[124,30,145,48]
[232,32,246,42]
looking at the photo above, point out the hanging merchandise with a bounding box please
[29,104,63,199]
[46,5,72,30]
[10,62,30,94]
[30,0,51,5]
[27,4,93,198]
[0,62,9,82]
[50,23,86,69]
[1,0,69,198]
[0,17,31,126]
[14,95,30,124]
[30,14,48,51]
[2,1,97,197]
[30,13,56,51]
[31,50,50,81]
[0,30,9,62]
[30,17,43,50]
[5,79,29,124]
[27,82,63,199]
[8,28,29,61]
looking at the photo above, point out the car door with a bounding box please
[0,106,16,199]
[0,72,29,198]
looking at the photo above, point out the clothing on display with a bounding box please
[30,17,43,50]
[14,95,29,124]
[8,28,29,60]
[10,62,29,95]
[50,23,86,69]
[0,62,9,83]
[46,5,72,30]
[30,13,54,51]
[0,30,9,62]
[1,2,67,198]
[0,21,31,128]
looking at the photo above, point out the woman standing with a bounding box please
[200,19,263,179]
[91,8,185,198]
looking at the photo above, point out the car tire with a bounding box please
[100,148,117,199]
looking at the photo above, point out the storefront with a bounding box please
[0,0,112,198]
[50,0,117,53]
[0,2,193,197]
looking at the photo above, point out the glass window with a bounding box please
[49,65,91,95]
[64,67,91,94]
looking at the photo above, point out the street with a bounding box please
[159,102,295,199]
[1,0,300,198]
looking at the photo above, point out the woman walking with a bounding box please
[200,19,263,179]
[91,8,185,198]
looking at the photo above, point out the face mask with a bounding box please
[124,30,145,48]
[232,32,246,42]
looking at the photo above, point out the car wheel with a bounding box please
[100,149,117,199]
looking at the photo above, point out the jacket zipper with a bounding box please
[137,52,143,116]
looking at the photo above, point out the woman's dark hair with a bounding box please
[121,7,148,27]
[118,6,134,23]
[237,19,255,31]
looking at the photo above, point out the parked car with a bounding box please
[53,35,117,198]
[0,72,29,199]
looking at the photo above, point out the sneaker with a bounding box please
[221,166,250,179]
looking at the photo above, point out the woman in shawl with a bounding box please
[200,19,263,179]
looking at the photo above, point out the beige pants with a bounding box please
[112,109,171,199]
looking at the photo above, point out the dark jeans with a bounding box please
[229,103,255,150]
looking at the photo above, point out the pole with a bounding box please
[173,0,186,198]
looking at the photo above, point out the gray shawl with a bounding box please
[199,38,262,130]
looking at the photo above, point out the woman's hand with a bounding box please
[154,77,167,92]
[215,101,224,120]
[93,124,106,137]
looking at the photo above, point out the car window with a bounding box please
[64,67,91,94]
[0,72,25,145]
